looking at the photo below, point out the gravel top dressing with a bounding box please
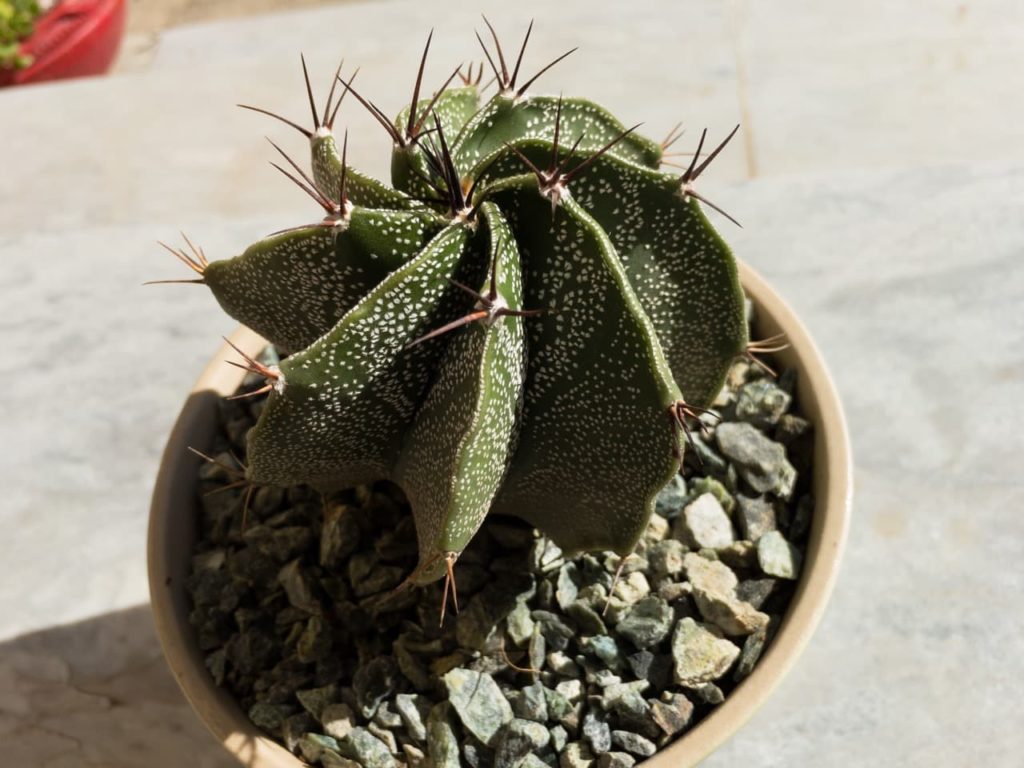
[187,342,813,768]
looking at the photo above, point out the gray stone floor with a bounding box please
[1,1,1022,765]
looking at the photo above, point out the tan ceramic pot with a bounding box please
[148,262,852,767]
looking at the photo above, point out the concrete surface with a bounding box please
[1,0,1022,765]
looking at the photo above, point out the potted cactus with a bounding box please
[149,21,850,768]
[0,0,125,88]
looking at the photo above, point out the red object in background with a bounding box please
[0,0,126,87]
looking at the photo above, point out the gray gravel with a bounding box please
[187,351,813,766]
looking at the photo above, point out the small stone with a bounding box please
[495,719,551,768]
[560,741,595,768]
[733,625,770,682]
[462,739,492,768]
[432,651,471,679]
[348,551,404,598]
[690,682,725,705]
[583,635,620,666]
[715,422,797,498]
[443,668,514,746]
[298,733,341,763]
[582,710,612,753]
[456,602,501,652]
[596,753,636,768]
[615,596,673,649]
[548,650,582,678]
[512,681,549,722]
[353,657,399,718]
[243,524,313,563]
[528,623,547,671]
[647,540,687,579]
[394,693,429,743]
[774,413,811,445]
[367,722,398,754]
[336,727,397,768]
[601,680,650,702]
[249,481,284,515]
[579,557,613,590]
[322,703,357,741]
[296,615,332,663]
[556,678,585,704]
[567,601,608,635]
[600,683,651,727]
[757,531,802,579]
[277,559,321,614]
[394,634,432,692]
[643,513,670,545]
[557,563,581,610]
[656,581,691,603]
[675,493,735,550]
[736,378,792,428]
[533,610,576,651]
[625,650,655,681]
[684,553,769,636]
[654,474,687,518]
[281,712,317,753]
[402,744,428,768]
[296,684,337,720]
[372,702,402,731]
[506,601,535,646]
[735,495,778,542]
[427,702,461,768]
[650,693,694,737]
[374,515,419,561]
[320,503,361,566]
[550,724,569,752]
[671,618,740,686]
[531,537,564,574]
[610,731,656,758]
[686,434,730,479]
[458,575,537,650]
[611,572,650,605]
[718,540,758,570]
[520,755,552,768]
[736,578,777,609]
[604,552,647,577]
[588,667,621,688]
[544,687,573,721]
[248,701,294,734]
[687,477,736,516]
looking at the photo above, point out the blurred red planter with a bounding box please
[0,0,125,88]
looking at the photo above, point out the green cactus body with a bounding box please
[485,176,681,555]
[454,94,662,171]
[396,202,526,581]
[311,131,417,209]
[391,85,482,197]
[204,208,445,351]
[478,138,747,406]
[245,221,485,490]
[175,30,748,590]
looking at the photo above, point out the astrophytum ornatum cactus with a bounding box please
[159,22,754,606]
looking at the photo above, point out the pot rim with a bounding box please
[148,261,852,768]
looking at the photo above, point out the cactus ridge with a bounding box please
[161,23,749,599]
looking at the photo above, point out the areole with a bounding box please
[148,262,852,768]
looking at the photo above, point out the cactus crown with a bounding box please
[161,21,748,605]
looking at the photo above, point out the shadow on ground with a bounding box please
[0,605,237,768]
